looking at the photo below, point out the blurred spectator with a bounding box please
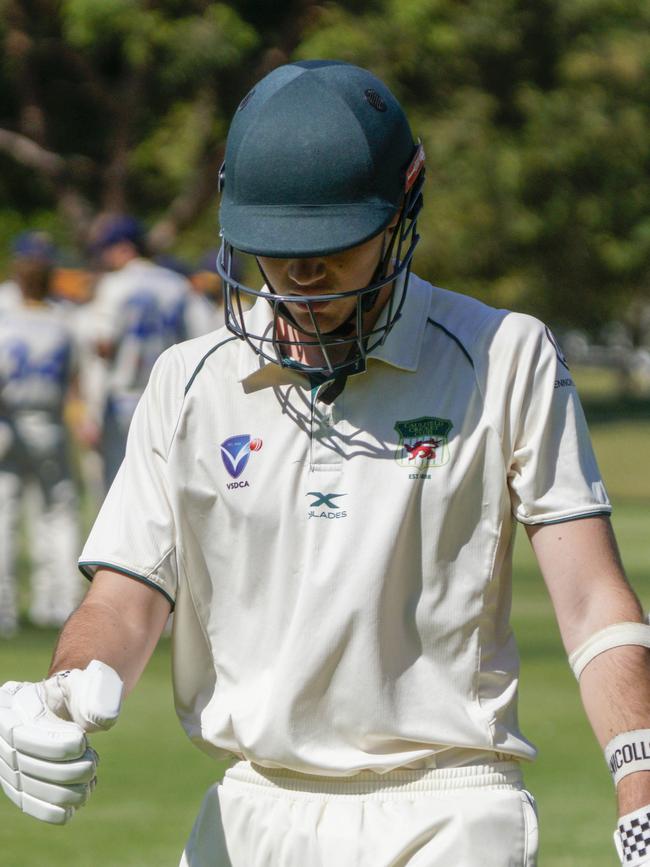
[85,214,191,488]
[0,277,21,315]
[184,250,231,338]
[0,232,56,316]
[0,231,84,637]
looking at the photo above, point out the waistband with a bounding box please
[224,756,523,799]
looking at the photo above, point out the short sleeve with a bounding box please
[78,345,185,606]
[88,273,123,344]
[505,318,611,525]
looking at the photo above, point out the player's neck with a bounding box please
[275,283,392,369]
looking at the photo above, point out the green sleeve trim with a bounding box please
[77,560,175,610]
[184,335,238,396]
[517,508,612,527]
[427,317,474,369]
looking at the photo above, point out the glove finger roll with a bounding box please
[0,751,92,807]
[13,719,87,762]
[17,746,97,785]
[21,774,91,808]
[0,730,16,769]
[0,777,72,825]
[0,696,87,762]
[0,751,21,789]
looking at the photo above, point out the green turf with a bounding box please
[3,523,646,865]
[1,377,648,865]
[513,380,650,866]
[0,631,225,866]
[513,500,649,867]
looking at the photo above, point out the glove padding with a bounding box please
[615,804,650,866]
[0,660,123,824]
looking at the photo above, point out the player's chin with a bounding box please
[292,309,341,334]
[303,320,355,342]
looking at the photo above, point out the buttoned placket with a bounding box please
[309,386,343,471]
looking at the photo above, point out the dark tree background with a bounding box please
[1,0,650,331]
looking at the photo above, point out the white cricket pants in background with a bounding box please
[0,415,83,633]
[180,759,538,867]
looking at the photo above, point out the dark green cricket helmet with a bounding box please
[217,60,425,375]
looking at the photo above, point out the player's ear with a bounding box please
[385,207,402,236]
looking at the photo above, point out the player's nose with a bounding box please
[287,258,327,288]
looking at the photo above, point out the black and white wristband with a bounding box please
[615,805,650,865]
[606,730,650,786]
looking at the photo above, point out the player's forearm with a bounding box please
[528,518,650,819]
[559,571,650,814]
[579,644,650,814]
[49,601,148,693]
[48,571,170,694]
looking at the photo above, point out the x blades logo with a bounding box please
[220,434,262,480]
[307,492,345,508]
[306,492,348,520]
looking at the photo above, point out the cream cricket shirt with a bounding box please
[80,275,610,774]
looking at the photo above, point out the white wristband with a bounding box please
[606,730,650,786]
[568,619,650,679]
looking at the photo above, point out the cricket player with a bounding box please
[0,232,84,636]
[1,61,650,867]
[85,215,191,488]
[184,251,228,339]
[0,278,21,316]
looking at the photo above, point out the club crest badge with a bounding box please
[394,417,452,468]
[220,434,263,479]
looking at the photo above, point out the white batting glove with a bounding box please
[0,660,123,825]
[615,804,650,865]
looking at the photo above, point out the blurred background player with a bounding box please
[0,253,22,316]
[0,231,84,637]
[85,215,191,489]
[184,250,227,338]
[155,250,230,339]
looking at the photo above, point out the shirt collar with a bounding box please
[237,273,431,390]
[367,272,430,372]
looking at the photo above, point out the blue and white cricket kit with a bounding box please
[0,303,83,634]
[184,292,225,340]
[86,257,190,486]
[80,275,609,864]
[0,280,21,316]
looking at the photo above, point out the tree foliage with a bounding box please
[0,0,310,251]
[297,0,650,327]
[1,0,649,328]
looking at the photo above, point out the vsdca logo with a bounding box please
[220,434,263,480]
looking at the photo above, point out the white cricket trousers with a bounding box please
[180,759,538,867]
[0,414,83,634]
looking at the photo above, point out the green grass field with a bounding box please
[0,368,648,865]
